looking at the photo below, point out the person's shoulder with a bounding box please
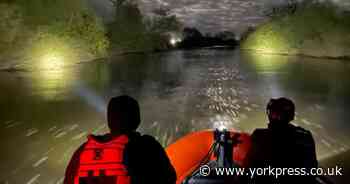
[290,124,315,146]
[250,128,272,144]
[290,124,313,137]
[87,133,110,142]
[141,134,157,141]
[130,133,166,159]
[140,134,162,146]
[129,132,162,147]
[251,128,270,138]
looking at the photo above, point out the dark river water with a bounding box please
[0,49,349,183]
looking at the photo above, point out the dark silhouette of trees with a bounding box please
[240,26,256,42]
[109,0,127,7]
[216,31,236,41]
[109,0,128,22]
[107,0,147,51]
[265,0,299,17]
[146,7,181,34]
[178,27,203,48]
[178,27,237,49]
[107,1,181,52]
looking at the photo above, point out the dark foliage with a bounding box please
[178,27,238,49]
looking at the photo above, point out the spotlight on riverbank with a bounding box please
[25,35,79,99]
[39,52,65,70]
[26,33,79,71]
[241,52,290,71]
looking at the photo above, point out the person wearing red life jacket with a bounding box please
[64,95,177,184]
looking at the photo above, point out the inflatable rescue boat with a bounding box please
[165,129,334,184]
[165,129,251,184]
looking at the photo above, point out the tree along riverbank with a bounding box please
[241,1,350,60]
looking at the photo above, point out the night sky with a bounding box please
[88,0,350,34]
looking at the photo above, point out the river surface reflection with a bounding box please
[0,50,349,183]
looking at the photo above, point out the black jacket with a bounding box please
[124,132,177,184]
[244,123,318,184]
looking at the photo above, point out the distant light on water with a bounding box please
[170,38,177,46]
[246,52,289,71]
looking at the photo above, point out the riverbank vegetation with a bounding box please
[0,0,109,65]
[0,0,181,69]
[108,1,181,53]
[178,27,238,49]
[241,1,350,59]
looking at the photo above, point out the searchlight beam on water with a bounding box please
[74,83,107,115]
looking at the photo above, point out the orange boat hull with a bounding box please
[166,130,251,184]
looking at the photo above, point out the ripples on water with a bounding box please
[0,50,350,183]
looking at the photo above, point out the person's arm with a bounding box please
[64,143,86,184]
[305,131,318,169]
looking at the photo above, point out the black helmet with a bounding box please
[266,97,295,124]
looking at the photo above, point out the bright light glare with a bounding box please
[243,52,289,71]
[217,123,227,131]
[213,120,228,131]
[39,53,65,70]
[26,35,78,100]
[212,115,232,131]
[169,36,182,46]
[33,52,69,100]
[170,38,177,46]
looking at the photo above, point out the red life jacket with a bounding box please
[74,134,130,184]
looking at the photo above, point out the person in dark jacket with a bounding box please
[244,97,318,184]
[64,95,177,184]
